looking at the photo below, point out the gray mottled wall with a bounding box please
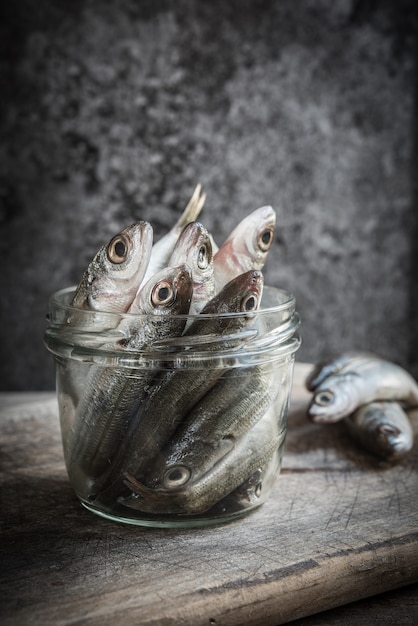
[1,0,417,390]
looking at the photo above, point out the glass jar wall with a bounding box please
[45,286,301,527]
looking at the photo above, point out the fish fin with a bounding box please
[175,183,206,228]
[306,351,376,390]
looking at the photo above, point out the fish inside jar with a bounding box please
[45,186,301,525]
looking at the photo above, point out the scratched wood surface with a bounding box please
[1,363,418,626]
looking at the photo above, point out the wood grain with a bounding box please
[1,363,418,626]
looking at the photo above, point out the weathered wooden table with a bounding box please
[1,363,418,625]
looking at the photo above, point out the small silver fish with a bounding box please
[307,353,418,423]
[213,206,276,291]
[122,269,265,481]
[140,184,206,286]
[67,265,194,500]
[168,221,215,314]
[120,408,286,516]
[72,221,153,312]
[119,263,194,349]
[345,401,414,461]
[63,222,153,407]
[144,364,275,489]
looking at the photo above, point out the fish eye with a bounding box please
[151,281,175,307]
[163,465,191,488]
[314,389,335,406]
[254,482,263,498]
[241,292,258,312]
[378,424,399,437]
[258,228,273,252]
[107,234,130,264]
[197,243,210,270]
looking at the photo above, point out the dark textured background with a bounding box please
[1,0,417,390]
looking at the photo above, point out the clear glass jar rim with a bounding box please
[48,285,297,322]
[45,285,301,366]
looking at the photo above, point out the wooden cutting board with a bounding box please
[1,363,417,625]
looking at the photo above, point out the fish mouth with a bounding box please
[389,436,411,453]
[118,473,199,515]
[122,472,185,499]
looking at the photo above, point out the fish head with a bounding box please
[376,421,407,458]
[160,464,193,489]
[146,437,235,491]
[132,263,193,315]
[358,402,414,460]
[247,205,276,268]
[120,473,187,515]
[212,206,275,290]
[228,205,276,269]
[149,264,194,317]
[122,264,194,347]
[206,269,264,316]
[170,221,214,287]
[236,269,265,313]
[72,221,153,312]
[203,269,265,343]
[376,424,413,459]
[308,373,360,422]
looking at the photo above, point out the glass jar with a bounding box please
[45,285,301,528]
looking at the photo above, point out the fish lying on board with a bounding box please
[306,352,417,462]
[307,352,418,423]
[345,401,414,461]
